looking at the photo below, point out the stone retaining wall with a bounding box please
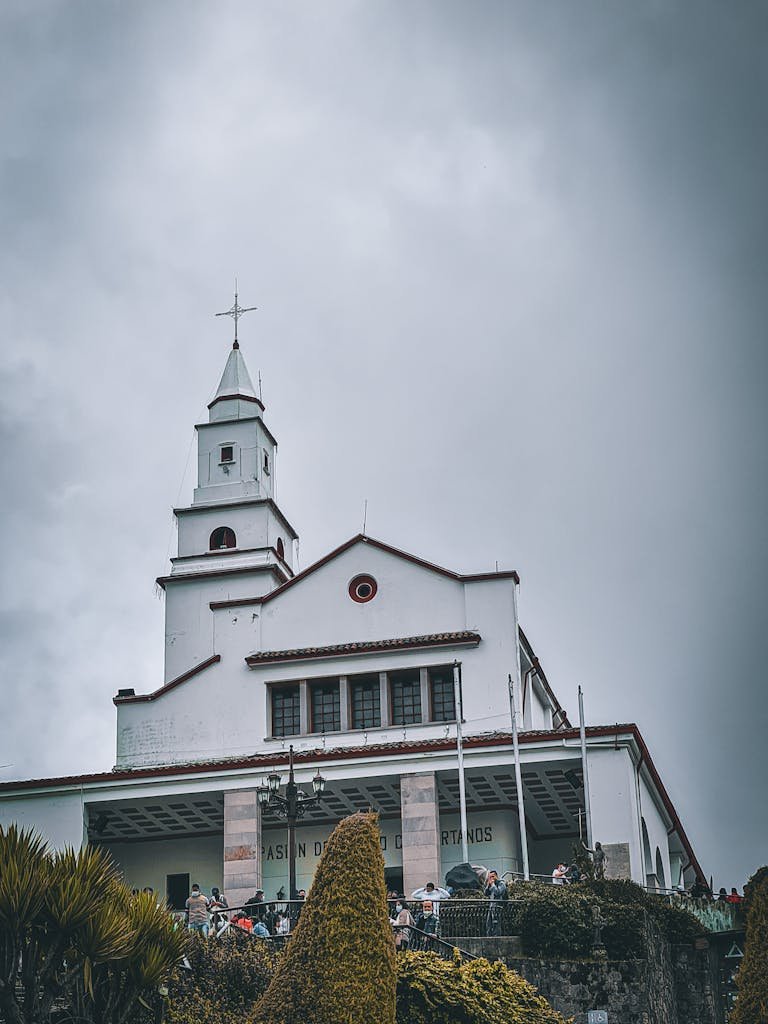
[452,935,718,1024]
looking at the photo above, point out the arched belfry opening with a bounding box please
[210,527,236,550]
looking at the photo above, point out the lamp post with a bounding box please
[257,745,326,901]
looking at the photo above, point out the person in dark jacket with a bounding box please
[414,899,440,950]
[484,870,507,936]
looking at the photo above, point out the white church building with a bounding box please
[0,335,704,908]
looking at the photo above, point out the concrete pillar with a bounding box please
[400,772,441,896]
[223,790,262,909]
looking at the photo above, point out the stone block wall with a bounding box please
[460,939,719,1024]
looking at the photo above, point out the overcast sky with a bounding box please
[1,1,766,887]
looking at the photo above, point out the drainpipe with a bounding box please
[522,659,539,725]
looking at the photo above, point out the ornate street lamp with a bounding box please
[257,745,327,901]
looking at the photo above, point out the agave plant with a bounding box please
[0,826,188,1024]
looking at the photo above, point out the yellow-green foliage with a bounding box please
[732,866,768,1024]
[169,932,278,1024]
[251,811,397,1024]
[396,951,571,1024]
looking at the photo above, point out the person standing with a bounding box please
[390,900,415,951]
[552,863,568,885]
[185,884,210,937]
[414,900,440,951]
[410,881,451,916]
[209,887,229,932]
[484,870,507,936]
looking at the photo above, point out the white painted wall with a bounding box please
[118,540,538,767]
[101,834,223,899]
[176,503,291,562]
[194,418,275,504]
[0,791,86,850]
[586,745,643,882]
[638,767,672,889]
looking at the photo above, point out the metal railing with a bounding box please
[392,924,478,961]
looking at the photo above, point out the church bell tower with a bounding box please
[157,294,298,683]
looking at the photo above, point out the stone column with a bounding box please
[400,772,441,897]
[223,790,262,909]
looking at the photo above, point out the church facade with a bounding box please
[0,340,704,907]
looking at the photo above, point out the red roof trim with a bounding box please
[518,628,571,729]
[113,655,221,705]
[0,722,702,879]
[209,534,518,610]
[245,631,481,666]
[632,729,705,884]
[207,392,265,412]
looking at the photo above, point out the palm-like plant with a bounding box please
[0,826,188,1024]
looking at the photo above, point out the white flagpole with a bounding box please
[578,685,594,849]
[508,673,530,880]
[453,661,469,863]
[510,580,530,880]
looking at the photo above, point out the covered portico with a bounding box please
[85,750,588,904]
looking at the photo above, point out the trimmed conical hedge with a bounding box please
[732,866,768,1024]
[251,811,396,1024]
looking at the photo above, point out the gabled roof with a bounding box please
[210,533,519,611]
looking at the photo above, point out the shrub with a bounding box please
[168,932,277,1024]
[513,887,595,958]
[251,811,397,1024]
[396,951,570,1024]
[732,866,768,1024]
[439,878,700,960]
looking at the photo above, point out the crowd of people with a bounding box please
[178,885,309,939]
[140,845,743,949]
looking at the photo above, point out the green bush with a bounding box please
[440,878,701,960]
[251,811,397,1024]
[396,951,570,1024]
[732,866,768,1024]
[168,932,277,1024]
[512,887,594,958]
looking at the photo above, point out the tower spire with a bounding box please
[215,279,257,349]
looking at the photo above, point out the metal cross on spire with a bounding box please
[215,280,257,349]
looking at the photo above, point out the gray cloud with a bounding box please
[1,0,766,885]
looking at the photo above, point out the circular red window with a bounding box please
[348,574,378,603]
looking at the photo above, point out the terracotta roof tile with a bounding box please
[245,630,481,666]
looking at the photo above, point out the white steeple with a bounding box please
[157,330,298,684]
[208,341,264,422]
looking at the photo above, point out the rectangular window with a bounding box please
[390,670,422,725]
[429,666,456,722]
[310,679,340,733]
[271,686,301,737]
[350,674,381,730]
[220,445,234,464]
